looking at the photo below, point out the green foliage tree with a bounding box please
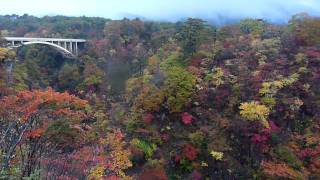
[58,63,81,90]
[78,57,105,92]
[131,138,157,159]
[251,38,281,59]
[164,66,196,112]
[240,18,265,36]
[177,18,206,56]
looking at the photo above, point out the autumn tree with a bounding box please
[177,18,206,57]
[0,88,89,177]
[58,63,81,91]
[289,13,320,46]
[239,101,270,128]
[240,18,265,36]
[78,56,105,93]
[0,48,16,62]
[261,161,305,179]
[164,66,196,113]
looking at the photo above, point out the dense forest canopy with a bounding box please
[0,13,320,179]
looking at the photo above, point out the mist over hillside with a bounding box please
[1,0,320,23]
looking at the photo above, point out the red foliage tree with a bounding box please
[251,121,280,152]
[0,87,89,176]
[305,47,320,58]
[298,145,320,160]
[182,144,198,161]
[139,166,168,180]
[189,170,202,180]
[181,112,193,125]
[143,113,154,124]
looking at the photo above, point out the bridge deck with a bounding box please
[4,37,86,42]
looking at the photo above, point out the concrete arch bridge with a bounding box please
[4,37,86,57]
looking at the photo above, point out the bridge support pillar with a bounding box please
[70,42,73,53]
[75,42,78,55]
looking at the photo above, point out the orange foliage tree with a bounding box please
[40,129,133,179]
[0,87,89,176]
[261,161,305,179]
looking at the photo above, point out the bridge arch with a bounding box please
[4,37,86,57]
[20,41,73,56]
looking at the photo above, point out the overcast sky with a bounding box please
[1,0,320,22]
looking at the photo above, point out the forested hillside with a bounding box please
[0,13,320,179]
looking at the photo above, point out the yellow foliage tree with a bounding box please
[210,150,224,161]
[259,73,299,97]
[0,48,16,62]
[259,73,299,108]
[239,101,270,128]
[91,129,133,179]
[211,67,225,87]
